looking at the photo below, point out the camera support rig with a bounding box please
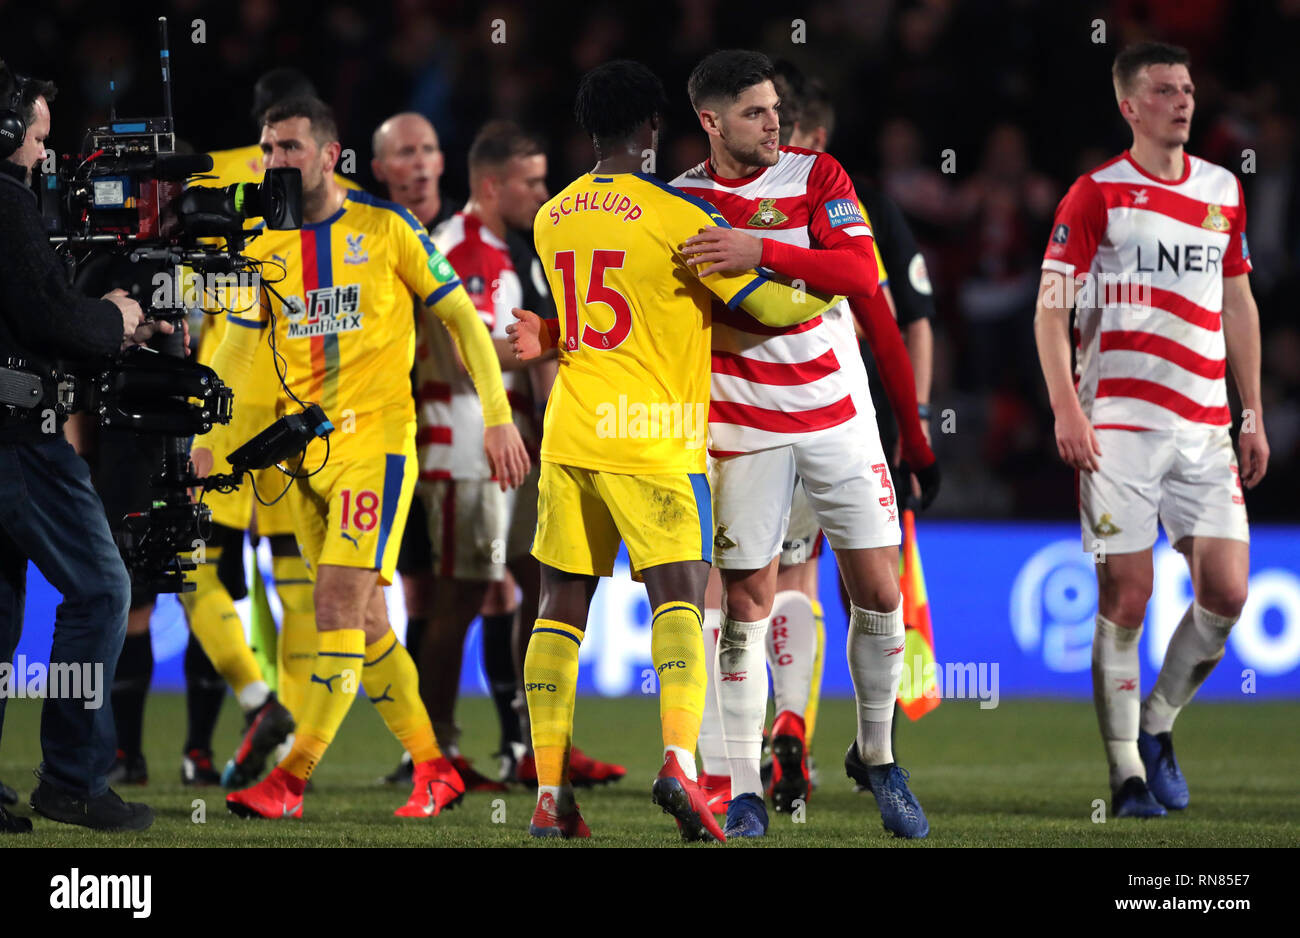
[34,16,308,594]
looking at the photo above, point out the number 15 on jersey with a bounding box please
[553,249,633,352]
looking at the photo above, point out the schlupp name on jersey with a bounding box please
[284,284,365,337]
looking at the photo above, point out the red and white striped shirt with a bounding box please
[416,212,535,480]
[671,147,876,456]
[1042,150,1251,430]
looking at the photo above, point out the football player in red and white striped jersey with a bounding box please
[673,50,935,839]
[1033,41,1268,819]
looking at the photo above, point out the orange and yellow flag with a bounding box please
[897,508,940,720]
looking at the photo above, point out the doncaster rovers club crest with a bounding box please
[747,198,788,228]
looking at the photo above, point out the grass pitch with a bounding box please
[2,693,1296,847]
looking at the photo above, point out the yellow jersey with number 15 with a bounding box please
[534,171,840,476]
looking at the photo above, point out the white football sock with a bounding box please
[236,680,270,714]
[767,590,816,719]
[697,608,728,778]
[1142,602,1236,736]
[716,614,769,797]
[1093,614,1145,789]
[272,734,295,766]
[847,598,904,765]
[664,745,698,781]
[538,784,575,813]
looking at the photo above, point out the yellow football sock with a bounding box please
[651,601,706,753]
[272,554,316,720]
[524,619,583,788]
[805,598,826,744]
[179,550,264,696]
[280,628,365,781]
[363,627,441,763]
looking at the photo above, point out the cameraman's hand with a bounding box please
[190,447,214,480]
[125,316,191,354]
[104,289,144,344]
[187,446,214,502]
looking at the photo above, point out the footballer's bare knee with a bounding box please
[721,559,778,620]
[1096,551,1153,627]
[837,545,901,612]
[642,559,709,612]
[537,563,597,630]
[361,583,391,641]
[1194,567,1248,619]
[314,565,377,631]
[1186,537,1250,619]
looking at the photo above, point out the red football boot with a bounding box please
[515,753,538,787]
[528,791,592,839]
[395,757,466,817]
[569,746,626,787]
[769,710,810,813]
[650,751,726,843]
[699,772,732,816]
[226,766,304,819]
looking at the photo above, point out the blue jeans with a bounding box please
[0,436,130,798]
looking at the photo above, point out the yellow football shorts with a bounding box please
[531,461,713,577]
[288,442,417,585]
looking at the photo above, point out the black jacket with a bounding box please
[0,160,123,441]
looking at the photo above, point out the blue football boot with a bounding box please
[1138,730,1189,810]
[845,742,929,839]
[1112,775,1168,818]
[723,792,769,838]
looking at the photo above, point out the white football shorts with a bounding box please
[1079,425,1249,554]
[710,416,901,570]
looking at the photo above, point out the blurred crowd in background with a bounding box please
[6,0,1298,519]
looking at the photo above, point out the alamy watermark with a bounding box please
[905,657,1000,709]
[0,655,104,710]
[594,395,708,450]
[1041,270,1153,312]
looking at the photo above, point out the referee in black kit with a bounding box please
[0,60,163,832]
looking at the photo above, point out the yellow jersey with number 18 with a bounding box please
[534,171,839,476]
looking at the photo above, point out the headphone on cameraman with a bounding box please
[0,72,29,160]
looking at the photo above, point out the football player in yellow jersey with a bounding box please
[508,61,840,841]
[191,96,529,820]
[175,69,368,791]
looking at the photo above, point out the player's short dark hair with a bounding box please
[0,60,57,127]
[1112,41,1191,96]
[573,60,667,147]
[468,120,543,174]
[262,95,339,147]
[251,67,317,125]
[687,49,775,112]
[798,78,835,140]
[771,59,805,146]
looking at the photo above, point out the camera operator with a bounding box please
[0,61,167,832]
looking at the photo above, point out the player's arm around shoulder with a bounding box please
[663,194,840,328]
[1222,272,1268,487]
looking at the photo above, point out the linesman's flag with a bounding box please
[897,508,939,720]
